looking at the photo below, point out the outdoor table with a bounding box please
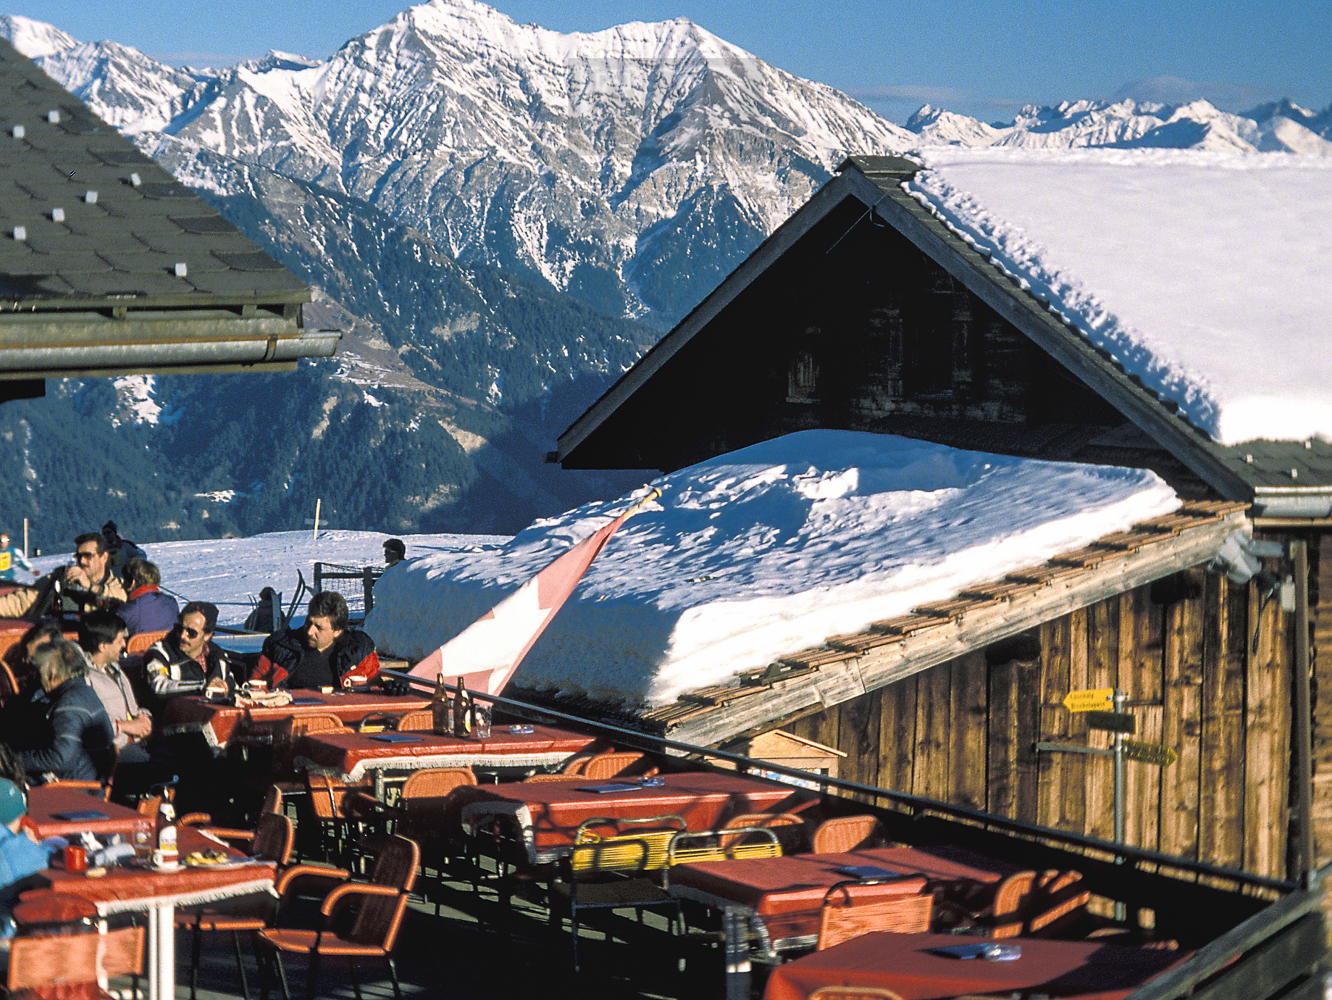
[671,844,1018,952]
[455,770,815,866]
[292,724,602,797]
[24,785,153,841]
[762,931,1192,1000]
[26,825,277,1000]
[160,690,431,751]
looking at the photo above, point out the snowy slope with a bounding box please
[903,148,1332,445]
[366,431,1180,707]
[28,530,509,628]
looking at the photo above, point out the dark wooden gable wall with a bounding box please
[567,197,1209,496]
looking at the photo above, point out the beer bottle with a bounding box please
[431,675,450,735]
[452,676,471,737]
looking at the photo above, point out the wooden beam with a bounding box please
[670,511,1247,746]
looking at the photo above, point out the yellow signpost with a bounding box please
[1122,740,1177,767]
[1062,688,1114,713]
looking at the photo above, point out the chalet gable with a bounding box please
[557,154,1332,521]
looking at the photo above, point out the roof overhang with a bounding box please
[631,501,1248,747]
[0,305,336,378]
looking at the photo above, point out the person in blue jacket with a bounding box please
[17,640,114,785]
[0,533,34,583]
[118,559,179,636]
[0,777,51,941]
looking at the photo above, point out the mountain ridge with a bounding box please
[0,3,1327,551]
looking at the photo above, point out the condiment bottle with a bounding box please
[156,799,179,867]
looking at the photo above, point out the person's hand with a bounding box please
[380,675,410,696]
[63,564,91,588]
[118,713,153,740]
[205,678,228,698]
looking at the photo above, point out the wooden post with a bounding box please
[312,498,321,542]
[1292,539,1314,884]
[22,517,28,559]
[363,566,375,613]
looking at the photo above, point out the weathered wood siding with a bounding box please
[789,568,1295,879]
[1310,535,1332,869]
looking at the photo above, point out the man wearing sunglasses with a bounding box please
[143,601,234,703]
[0,532,127,620]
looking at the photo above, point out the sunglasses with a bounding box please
[73,550,98,561]
[180,625,208,639]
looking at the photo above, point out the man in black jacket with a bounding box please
[251,591,380,691]
[143,601,234,702]
[18,639,114,784]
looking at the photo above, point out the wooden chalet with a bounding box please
[552,155,1329,889]
[0,37,334,404]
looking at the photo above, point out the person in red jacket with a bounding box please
[250,591,380,691]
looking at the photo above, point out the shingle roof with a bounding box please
[0,38,333,379]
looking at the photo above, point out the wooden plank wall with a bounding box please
[788,568,1295,879]
[1310,535,1332,869]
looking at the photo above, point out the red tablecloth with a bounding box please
[456,771,815,865]
[29,826,276,915]
[293,724,600,780]
[160,691,431,749]
[763,932,1192,1000]
[670,845,1014,915]
[24,785,153,841]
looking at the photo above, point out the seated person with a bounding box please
[144,601,233,701]
[118,558,179,636]
[77,611,152,770]
[0,623,64,754]
[0,777,50,942]
[2,621,62,692]
[251,591,380,691]
[17,640,114,784]
[0,532,127,620]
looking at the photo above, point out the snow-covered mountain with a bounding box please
[6,1,913,324]
[906,97,1332,155]
[0,2,1327,550]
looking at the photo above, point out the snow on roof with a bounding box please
[366,430,1180,707]
[902,147,1332,446]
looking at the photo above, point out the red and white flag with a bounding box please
[408,490,658,695]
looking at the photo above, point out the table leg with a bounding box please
[723,906,750,1000]
[151,903,175,1000]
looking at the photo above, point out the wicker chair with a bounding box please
[811,815,884,853]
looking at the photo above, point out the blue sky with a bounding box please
[8,0,1328,122]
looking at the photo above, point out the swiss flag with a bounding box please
[408,491,656,695]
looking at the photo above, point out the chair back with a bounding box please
[0,655,20,704]
[260,784,284,816]
[7,924,145,990]
[523,773,574,783]
[1025,869,1091,937]
[346,835,419,947]
[816,887,933,950]
[400,767,476,800]
[809,989,906,1000]
[306,773,357,821]
[720,811,807,852]
[285,713,346,737]
[667,827,781,870]
[367,833,420,892]
[125,630,169,655]
[252,812,296,866]
[579,752,659,780]
[44,779,110,801]
[811,814,883,854]
[571,814,685,873]
[395,710,434,731]
[986,869,1038,938]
